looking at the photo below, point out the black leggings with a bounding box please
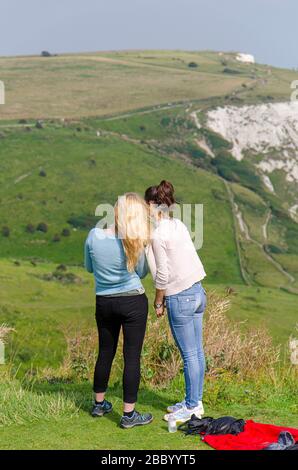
[93,293,148,403]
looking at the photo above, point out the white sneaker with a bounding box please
[197,401,204,416]
[164,405,203,424]
[166,400,185,413]
[167,400,204,415]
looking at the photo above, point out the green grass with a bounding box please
[87,107,190,140]
[0,124,241,284]
[0,375,297,450]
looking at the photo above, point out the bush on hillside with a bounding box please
[0,324,15,343]
[160,117,171,127]
[56,264,67,272]
[25,223,36,234]
[67,215,98,229]
[188,62,198,68]
[212,151,263,192]
[37,270,83,285]
[36,222,48,233]
[61,228,71,237]
[264,244,286,255]
[223,67,241,75]
[201,128,232,150]
[1,226,10,237]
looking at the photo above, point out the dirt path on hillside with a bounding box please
[189,107,296,289]
[226,187,296,287]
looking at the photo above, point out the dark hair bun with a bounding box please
[156,180,175,207]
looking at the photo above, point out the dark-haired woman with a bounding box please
[145,181,207,424]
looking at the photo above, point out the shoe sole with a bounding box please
[163,413,202,423]
[120,416,154,429]
[166,405,204,414]
[91,407,113,418]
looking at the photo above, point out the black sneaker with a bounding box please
[120,410,153,429]
[91,399,113,418]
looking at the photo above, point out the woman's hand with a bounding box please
[154,289,166,318]
[155,305,164,318]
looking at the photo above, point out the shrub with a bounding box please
[139,125,146,131]
[201,128,232,150]
[188,62,198,68]
[204,292,279,377]
[212,151,263,192]
[56,264,67,272]
[61,228,71,237]
[39,328,98,383]
[264,244,286,254]
[0,324,14,343]
[67,215,98,229]
[39,169,47,177]
[38,270,83,285]
[36,222,48,233]
[1,226,10,237]
[223,67,241,75]
[160,117,171,127]
[52,234,61,242]
[25,223,35,234]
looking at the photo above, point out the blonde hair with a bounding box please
[115,192,150,272]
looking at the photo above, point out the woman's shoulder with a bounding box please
[88,227,117,242]
[152,218,182,242]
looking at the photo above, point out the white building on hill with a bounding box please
[236,53,255,64]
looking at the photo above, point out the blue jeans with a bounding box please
[165,282,206,409]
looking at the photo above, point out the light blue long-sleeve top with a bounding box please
[84,227,148,295]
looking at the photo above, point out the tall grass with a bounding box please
[0,324,15,342]
[204,292,280,376]
[0,381,79,426]
[37,291,288,388]
[0,327,79,427]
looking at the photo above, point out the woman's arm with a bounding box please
[84,237,93,273]
[135,251,149,279]
[152,237,168,317]
[145,245,157,280]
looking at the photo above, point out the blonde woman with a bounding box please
[84,193,153,429]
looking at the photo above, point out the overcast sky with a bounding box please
[0,0,297,68]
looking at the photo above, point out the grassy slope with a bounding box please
[0,52,244,120]
[0,50,297,120]
[0,124,240,283]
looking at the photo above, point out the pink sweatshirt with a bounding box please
[146,218,206,296]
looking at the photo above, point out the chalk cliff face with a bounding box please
[206,102,298,220]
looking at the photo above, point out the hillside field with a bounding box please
[0,50,297,450]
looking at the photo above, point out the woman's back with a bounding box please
[85,227,147,295]
[149,218,206,296]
